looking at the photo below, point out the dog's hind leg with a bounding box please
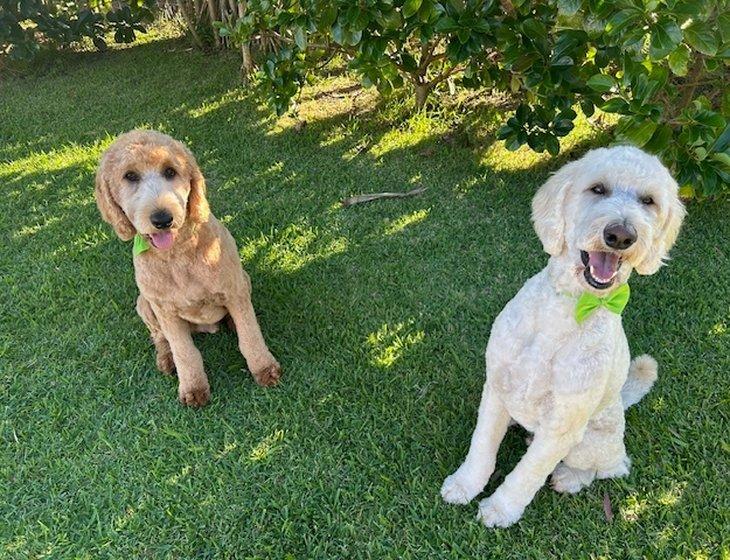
[136,294,175,375]
[553,400,629,494]
[441,383,511,505]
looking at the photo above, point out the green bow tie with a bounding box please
[575,284,630,324]
[133,233,151,256]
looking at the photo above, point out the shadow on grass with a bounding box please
[2,33,729,560]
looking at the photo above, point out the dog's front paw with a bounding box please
[441,470,484,505]
[178,382,210,407]
[477,495,524,528]
[253,361,281,387]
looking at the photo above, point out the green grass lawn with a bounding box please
[1,33,728,559]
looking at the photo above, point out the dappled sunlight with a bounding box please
[366,320,425,369]
[4,535,27,554]
[113,504,140,531]
[650,395,666,413]
[708,322,726,338]
[368,112,444,158]
[166,465,192,486]
[384,209,430,236]
[620,493,649,522]
[239,221,348,273]
[269,77,378,138]
[480,142,549,172]
[479,113,606,172]
[654,524,678,548]
[13,216,62,240]
[215,441,239,460]
[0,142,100,181]
[248,429,284,463]
[657,482,686,507]
[187,88,247,119]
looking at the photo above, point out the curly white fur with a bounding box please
[441,146,685,528]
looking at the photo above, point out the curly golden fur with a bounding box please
[96,130,281,406]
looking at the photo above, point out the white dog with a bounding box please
[441,146,685,527]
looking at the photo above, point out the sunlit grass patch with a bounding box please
[366,320,425,369]
[248,430,285,463]
[240,221,348,273]
[383,209,430,236]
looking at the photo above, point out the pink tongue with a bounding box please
[588,251,619,281]
[150,231,174,250]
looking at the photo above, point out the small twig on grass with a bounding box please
[603,492,614,523]
[341,187,427,207]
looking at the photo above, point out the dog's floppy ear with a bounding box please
[94,156,136,241]
[187,159,210,224]
[531,160,577,256]
[634,190,685,275]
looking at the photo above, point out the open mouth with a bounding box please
[146,231,175,251]
[580,250,622,290]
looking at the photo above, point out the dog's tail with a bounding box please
[621,354,658,409]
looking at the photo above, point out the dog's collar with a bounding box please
[133,233,151,256]
[571,284,631,324]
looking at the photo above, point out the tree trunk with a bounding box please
[206,0,221,48]
[237,1,254,80]
[415,82,430,110]
[177,0,204,49]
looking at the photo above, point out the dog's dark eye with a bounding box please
[590,183,606,195]
[124,171,140,182]
[163,167,177,179]
[640,195,654,205]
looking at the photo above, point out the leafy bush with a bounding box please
[0,0,155,60]
[217,0,728,198]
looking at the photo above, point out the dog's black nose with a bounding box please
[150,209,173,230]
[604,223,637,250]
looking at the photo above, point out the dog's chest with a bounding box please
[135,257,228,323]
[486,279,625,428]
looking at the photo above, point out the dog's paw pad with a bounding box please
[253,362,281,387]
[441,472,481,505]
[477,496,522,528]
[179,384,210,407]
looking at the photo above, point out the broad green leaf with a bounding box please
[434,16,458,33]
[709,152,730,174]
[606,9,641,36]
[618,118,658,147]
[557,0,581,16]
[649,19,682,60]
[403,0,423,18]
[600,98,630,113]
[580,99,595,117]
[644,124,673,153]
[331,22,344,45]
[667,44,690,76]
[719,13,730,44]
[586,74,614,92]
[505,135,522,151]
[545,134,560,156]
[294,26,306,50]
[684,22,718,56]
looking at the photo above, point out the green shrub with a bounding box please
[0,0,155,60]
[217,0,728,198]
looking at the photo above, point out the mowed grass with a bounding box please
[1,33,728,559]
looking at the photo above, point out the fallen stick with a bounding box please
[341,187,427,207]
